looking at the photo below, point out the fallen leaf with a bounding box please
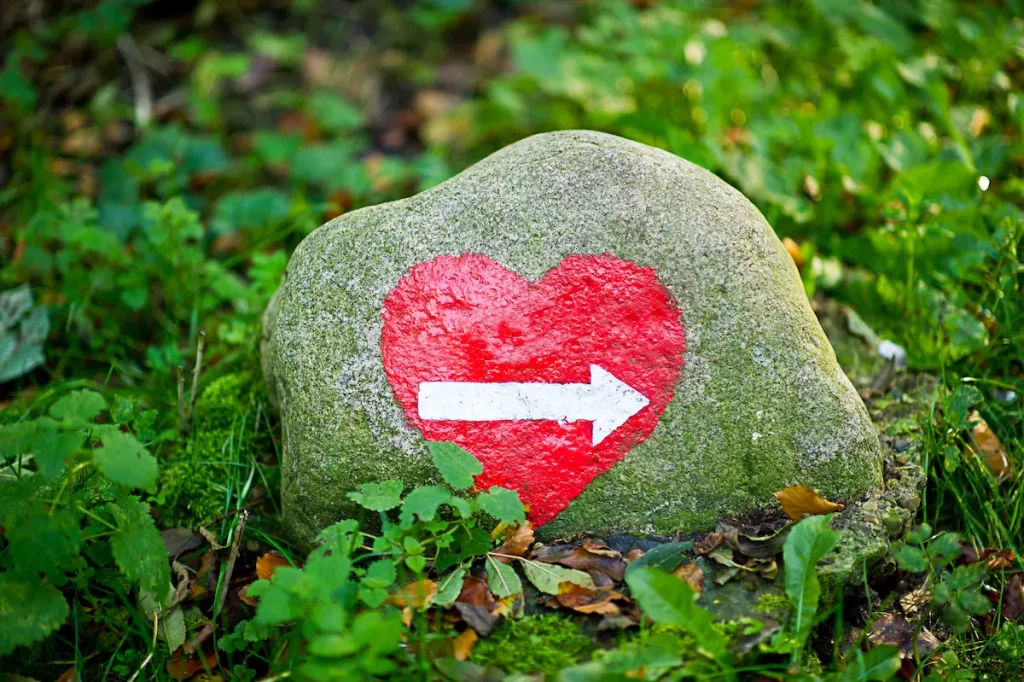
[598,614,639,630]
[672,563,705,594]
[868,613,914,648]
[166,651,218,681]
[968,412,1012,479]
[56,666,76,682]
[161,528,205,558]
[719,522,792,558]
[550,584,625,615]
[387,579,438,610]
[454,602,501,636]
[494,523,535,562]
[239,584,258,607]
[401,606,414,627]
[580,540,623,558]
[256,553,292,581]
[773,485,844,520]
[452,628,478,660]
[694,532,723,555]
[530,543,626,582]
[1003,574,1023,622]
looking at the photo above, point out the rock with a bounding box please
[263,130,883,544]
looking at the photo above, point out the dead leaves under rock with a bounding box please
[774,485,845,520]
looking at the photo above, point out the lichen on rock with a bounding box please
[263,130,885,544]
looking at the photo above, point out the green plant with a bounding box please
[0,389,167,657]
[469,614,592,676]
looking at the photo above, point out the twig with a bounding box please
[213,510,249,622]
[200,497,265,529]
[116,35,152,127]
[183,331,205,436]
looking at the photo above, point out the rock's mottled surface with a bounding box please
[263,130,884,544]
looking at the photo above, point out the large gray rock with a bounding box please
[263,130,883,543]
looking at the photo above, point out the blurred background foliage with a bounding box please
[1,0,1023,678]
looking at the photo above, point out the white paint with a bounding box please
[417,365,650,446]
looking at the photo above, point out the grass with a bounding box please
[1,0,1022,679]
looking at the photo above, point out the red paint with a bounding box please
[381,254,685,525]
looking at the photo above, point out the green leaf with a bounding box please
[211,188,291,235]
[400,485,452,523]
[892,543,928,572]
[783,514,841,636]
[93,431,158,491]
[625,567,728,661]
[108,497,171,597]
[49,389,106,423]
[347,480,404,511]
[486,555,523,598]
[427,441,482,489]
[161,605,187,654]
[522,560,595,595]
[363,559,397,589]
[31,420,85,480]
[476,486,525,524]
[624,541,694,576]
[0,572,69,656]
[434,567,467,607]
[6,507,80,579]
[839,645,902,682]
[305,91,365,133]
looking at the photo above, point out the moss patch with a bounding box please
[470,614,591,676]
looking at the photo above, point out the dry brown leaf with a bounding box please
[494,523,535,562]
[401,606,414,628]
[452,628,478,660]
[239,584,258,607]
[783,238,805,269]
[1003,574,1023,622]
[672,563,705,594]
[580,540,622,558]
[694,532,723,555]
[530,543,626,582]
[387,579,438,610]
[968,412,1012,479]
[166,651,218,681]
[774,485,844,520]
[256,553,292,581]
[551,584,624,615]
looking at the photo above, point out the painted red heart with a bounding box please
[381,253,685,525]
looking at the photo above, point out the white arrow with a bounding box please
[417,365,650,446]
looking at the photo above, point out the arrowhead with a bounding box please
[589,365,650,446]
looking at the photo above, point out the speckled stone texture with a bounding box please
[263,130,883,544]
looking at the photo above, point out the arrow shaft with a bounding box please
[418,381,599,423]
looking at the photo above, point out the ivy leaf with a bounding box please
[0,572,69,656]
[625,567,728,662]
[400,485,452,524]
[49,390,106,423]
[624,541,693,577]
[428,441,482,489]
[476,486,525,524]
[108,497,171,598]
[434,567,467,607]
[347,480,403,511]
[485,555,522,598]
[93,431,158,491]
[522,560,595,595]
[838,645,902,682]
[783,514,841,637]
